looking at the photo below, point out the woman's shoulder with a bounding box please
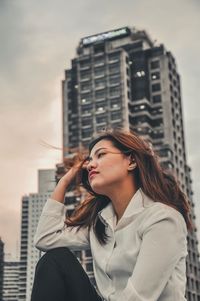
[142,190,184,218]
[141,195,187,234]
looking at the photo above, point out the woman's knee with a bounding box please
[35,246,87,285]
[36,247,74,270]
[45,246,73,258]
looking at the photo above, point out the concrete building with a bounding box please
[38,169,56,194]
[18,169,55,301]
[0,237,4,300]
[2,261,20,301]
[18,195,29,301]
[61,27,200,299]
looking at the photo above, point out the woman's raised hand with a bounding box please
[51,151,89,203]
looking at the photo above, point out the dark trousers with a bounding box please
[31,247,102,301]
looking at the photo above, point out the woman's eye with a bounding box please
[97,152,106,158]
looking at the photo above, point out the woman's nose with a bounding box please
[86,159,97,172]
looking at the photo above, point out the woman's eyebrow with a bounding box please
[94,147,107,155]
[87,147,108,161]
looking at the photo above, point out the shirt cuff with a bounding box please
[114,282,143,301]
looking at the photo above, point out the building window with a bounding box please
[96,125,106,132]
[94,67,105,77]
[151,72,160,80]
[95,90,106,100]
[82,129,93,138]
[95,78,106,89]
[134,70,145,77]
[110,98,121,108]
[152,94,162,103]
[81,92,92,102]
[111,111,121,120]
[96,115,107,124]
[81,103,93,110]
[152,83,161,92]
[109,75,120,85]
[109,86,121,97]
[81,104,93,115]
[169,73,172,81]
[82,118,92,126]
[94,44,105,54]
[86,262,93,271]
[81,83,90,91]
[174,90,178,98]
[95,101,107,110]
[94,57,105,66]
[79,60,90,69]
[108,52,120,62]
[109,63,120,75]
[152,129,164,139]
[80,71,90,80]
[150,60,160,69]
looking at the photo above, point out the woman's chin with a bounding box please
[90,182,105,195]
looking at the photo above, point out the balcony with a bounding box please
[94,73,105,79]
[94,62,105,67]
[81,111,92,117]
[79,65,90,71]
[108,82,120,88]
[95,107,106,114]
[110,104,121,111]
[95,84,106,90]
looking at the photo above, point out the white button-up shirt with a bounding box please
[34,188,188,301]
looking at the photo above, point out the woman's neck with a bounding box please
[106,177,138,222]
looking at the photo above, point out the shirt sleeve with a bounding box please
[34,198,90,252]
[112,205,188,301]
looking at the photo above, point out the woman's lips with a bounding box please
[89,172,99,179]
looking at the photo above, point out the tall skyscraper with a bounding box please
[0,237,4,300]
[18,169,55,301]
[2,261,20,301]
[61,27,200,299]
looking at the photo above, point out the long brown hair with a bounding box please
[64,128,193,244]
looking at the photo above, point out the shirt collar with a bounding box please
[98,201,115,226]
[98,188,155,226]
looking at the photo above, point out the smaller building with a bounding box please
[19,169,56,301]
[3,261,20,301]
[0,237,4,300]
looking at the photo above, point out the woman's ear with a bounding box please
[127,158,137,171]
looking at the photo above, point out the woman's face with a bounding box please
[86,139,133,195]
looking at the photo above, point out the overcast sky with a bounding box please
[0,0,199,258]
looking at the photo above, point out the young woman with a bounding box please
[31,129,192,301]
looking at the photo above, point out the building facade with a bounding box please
[0,237,4,300]
[61,27,200,299]
[18,169,55,301]
[2,261,20,301]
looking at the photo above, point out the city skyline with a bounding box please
[0,0,200,257]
